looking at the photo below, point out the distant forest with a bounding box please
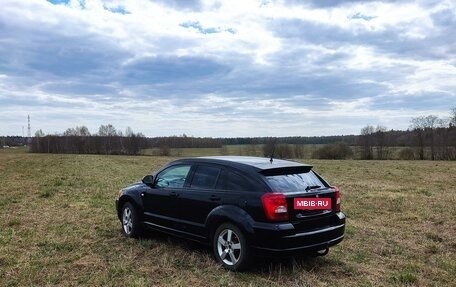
[2,109,455,160]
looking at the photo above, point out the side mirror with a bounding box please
[142,175,154,187]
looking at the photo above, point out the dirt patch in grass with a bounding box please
[0,153,455,286]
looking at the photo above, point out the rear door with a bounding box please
[173,164,223,237]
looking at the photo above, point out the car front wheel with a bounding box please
[213,223,251,271]
[121,202,142,238]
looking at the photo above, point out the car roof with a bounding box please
[170,156,313,175]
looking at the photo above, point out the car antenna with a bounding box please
[269,143,275,164]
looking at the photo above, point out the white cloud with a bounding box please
[391,60,456,95]
[0,0,455,136]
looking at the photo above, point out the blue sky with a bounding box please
[0,0,455,137]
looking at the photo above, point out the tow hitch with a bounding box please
[315,248,329,256]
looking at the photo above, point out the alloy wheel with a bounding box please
[122,206,133,235]
[216,228,242,266]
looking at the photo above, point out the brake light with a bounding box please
[333,186,341,212]
[261,193,288,221]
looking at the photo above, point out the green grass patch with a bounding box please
[39,186,57,198]
[389,270,418,285]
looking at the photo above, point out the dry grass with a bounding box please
[0,150,455,286]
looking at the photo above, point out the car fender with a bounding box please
[117,186,146,220]
[205,205,256,241]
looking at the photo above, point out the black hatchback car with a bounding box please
[116,156,345,270]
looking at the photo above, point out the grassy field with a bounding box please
[0,150,455,286]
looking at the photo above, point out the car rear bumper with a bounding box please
[250,212,346,256]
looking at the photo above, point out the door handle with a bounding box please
[209,195,221,201]
[169,191,179,198]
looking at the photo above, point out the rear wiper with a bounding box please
[305,185,321,191]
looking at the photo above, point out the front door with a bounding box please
[142,164,191,230]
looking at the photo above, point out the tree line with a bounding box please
[1,136,27,147]
[248,109,456,160]
[220,135,358,145]
[357,111,456,160]
[28,125,222,155]
[261,109,456,160]
[4,108,455,160]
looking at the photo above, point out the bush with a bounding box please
[219,146,229,155]
[293,144,305,159]
[262,142,294,159]
[312,143,353,159]
[159,146,170,156]
[398,147,415,160]
[275,144,294,159]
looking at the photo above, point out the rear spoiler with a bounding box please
[259,166,312,176]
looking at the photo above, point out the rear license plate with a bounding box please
[294,198,331,210]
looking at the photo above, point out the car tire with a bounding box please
[213,223,251,271]
[121,202,142,238]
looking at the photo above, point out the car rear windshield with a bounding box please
[265,171,325,193]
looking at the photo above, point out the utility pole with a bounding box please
[27,115,31,138]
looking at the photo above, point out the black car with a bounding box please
[116,156,345,270]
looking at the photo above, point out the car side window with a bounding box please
[190,165,221,189]
[216,169,256,191]
[155,165,191,189]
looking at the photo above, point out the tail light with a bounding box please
[261,193,288,221]
[333,186,341,212]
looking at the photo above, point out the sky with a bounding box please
[0,0,455,137]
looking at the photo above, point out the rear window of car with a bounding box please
[265,171,325,193]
